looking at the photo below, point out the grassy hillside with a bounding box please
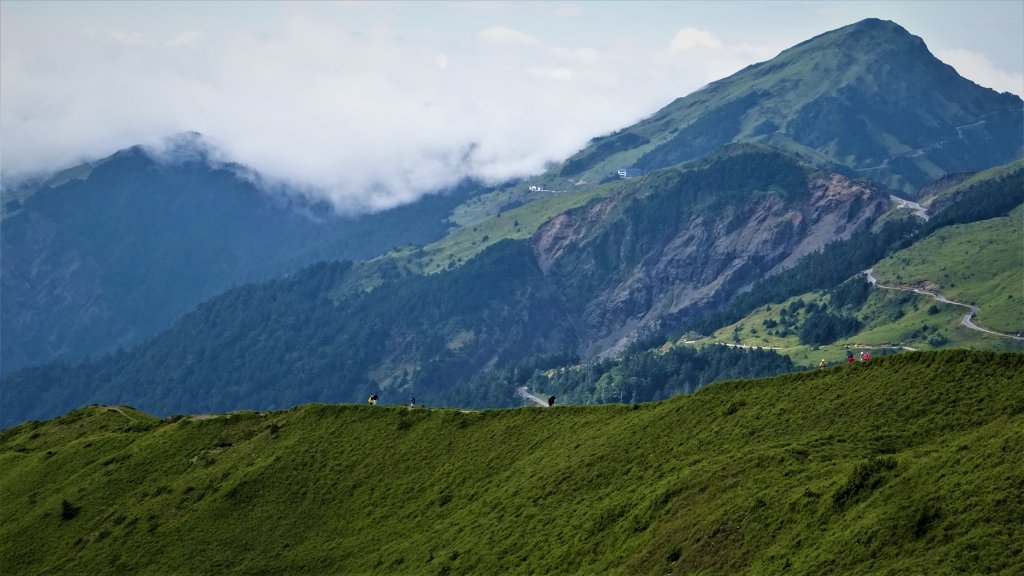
[919,158,1024,208]
[699,202,1024,364]
[2,351,1022,575]
[873,205,1024,334]
[702,282,1021,367]
[548,19,1022,195]
[415,181,624,274]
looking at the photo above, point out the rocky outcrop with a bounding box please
[533,197,618,273]
[533,169,886,358]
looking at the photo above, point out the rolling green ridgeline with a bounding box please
[2,351,1022,576]
[919,158,1024,209]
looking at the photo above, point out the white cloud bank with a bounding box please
[1,4,1019,213]
[0,5,776,212]
[937,48,1024,97]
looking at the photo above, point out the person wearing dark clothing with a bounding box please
[548,396,556,407]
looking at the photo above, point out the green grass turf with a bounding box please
[873,205,1024,334]
[2,350,1021,575]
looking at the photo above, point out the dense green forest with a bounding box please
[0,149,838,426]
[2,232,804,424]
[0,240,575,424]
[456,344,796,407]
[4,156,1020,428]
[922,169,1024,232]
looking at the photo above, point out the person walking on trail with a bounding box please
[548,395,556,407]
[368,393,379,406]
[863,352,871,362]
[859,351,865,362]
[408,395,416,408]
[818,359,826,369]
[847,352,855,363]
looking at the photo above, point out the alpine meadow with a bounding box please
[1,10,1023,576]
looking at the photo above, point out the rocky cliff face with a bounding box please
[534,161,886,357]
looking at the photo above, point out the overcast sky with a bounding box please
[2,1,1022,211]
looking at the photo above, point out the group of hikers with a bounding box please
[367,393,415,407]
[818,351,871,368]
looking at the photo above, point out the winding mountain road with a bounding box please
[864,268,1023,341]
[854,115,995,173]
[889,195,929,220]
[516,386,550,407]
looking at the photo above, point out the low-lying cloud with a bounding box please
[2,5,1019,213]
[937,49,1024,97]
[0,8,775,212]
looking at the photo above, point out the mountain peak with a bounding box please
[556,19,1022,194]
[139,131,217,166]
[848,17,905,32]
[789,17,927,58]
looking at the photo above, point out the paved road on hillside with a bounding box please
[854,115,993,173]
[864,268,1023,341]
[516,386,550,407]
[889,195,929,220]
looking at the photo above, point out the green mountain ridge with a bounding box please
[5,149,1020,428]
[0,143,487,373]
[4,18,1023,429]
[548,18,1022,196]
[2,350,1022,575]
[1,148,895,426]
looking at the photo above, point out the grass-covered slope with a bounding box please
[697,186,1024,363]
[2,351,1021,575]
[552,19,1022,195]
[873,204,1024,334]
